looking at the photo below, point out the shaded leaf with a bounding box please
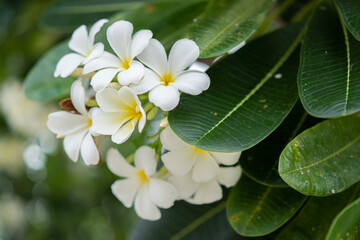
[326,197,360,240]
[184,0,273,58]
[335,0,360,41]
[298,6,360,118]
[240,102,320,187]
[40,0,148,31]
[276,184,360,240]
[279,114,360,196]
[24,41,75,102]
[227,175,307,237]
[168,23,305,152]
[128,201,243,240]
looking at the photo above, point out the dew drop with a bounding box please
[274,73,282,79]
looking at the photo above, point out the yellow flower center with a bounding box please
[136,170,149,183]
[87,118,92,126]
[161,73,175,86]
[121,58,131,70]
[193,146,207,154]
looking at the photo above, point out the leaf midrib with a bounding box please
[194,26,305,146]
[170,201,226,240]
[281,132,360,175]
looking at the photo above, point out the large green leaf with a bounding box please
[326,197,360,240]
[298,6,360,118]
[168,23,305,152]
[240,102,320,187]
[335,0,360,41]
[279,114,360,196]
[24,41,75,102]
[227,175,306,237]
[184,0,273,58]
[276,184,360,240]
[40,0,148,31]
[127,201,243,240]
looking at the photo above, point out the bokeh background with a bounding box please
[0,0,137,239]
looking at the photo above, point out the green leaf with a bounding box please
[298,6,360,118]
[24,41,75,102]
[40,0,147,31]
[168,23,305,152]
[240,102,321,187]
[227,175,307,237]
[326,197,360,240]
[279,114,360,196]
[127,201,243,240]
[335,0,360,41]
[276,184,360,240]
[184,0,273,58]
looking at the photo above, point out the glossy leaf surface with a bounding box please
[279,114,360,196]
[335,0,360,41]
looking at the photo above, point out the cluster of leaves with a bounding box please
[24,0,360,239]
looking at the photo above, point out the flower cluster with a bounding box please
[47,19,241,220]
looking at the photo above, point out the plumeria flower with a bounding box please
[83,20,152,92]
[47,79,99,165]
[107,147,177,220]
[168,166,241,204]
[131,38,210,111]
[92,86,146,144]
[161,127,241,182]
[54,19,108,78]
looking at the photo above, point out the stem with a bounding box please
[126,153,135,164]
[85,99,99,107]
[157,166,169,178]
[290,0,322,23]
[143,102,155,112]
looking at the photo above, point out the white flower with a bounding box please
[54,19,108,78]
[161,127,241,182]
[92,86,146,144]
[168,166,241,204]
[131,38,210,111]
[47,79,100,165]
[107,147,177,220]
[83,20,153,92]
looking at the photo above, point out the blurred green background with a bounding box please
[0,0,137,239]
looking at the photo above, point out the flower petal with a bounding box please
[111,179,140,208]
[70,79,87,115]
[83,51,121,74]
[210,152,241,166]
[80,132,100,165]
[160,127,192,151]
[217,166,241,188]
[173,70,210,95]
[130,29,153,59]
[54,53,85,78]
[168,39,199,75]
[106,148,136,177]
[107,20,133,59]
[149,179,177,208]
[137,39,167,76]
[134,185,161,221]
[117,61,145,85]
[90,68,120,92]
[167,172,199,199]
[138,109,146,133]
[88,19,108,45]
[111,119,136,144]
[63,129,88,162]
[92,111,128,135]
[130,68,161,94]
[69,25,91,56]
[148,85,180,111]
[134,146,157,176]
[83,42,104,64]
[117,86,140,109]
[188,180,222,205]
[96,88,129,112]
[47,111,89,135]
[192,153,220,182]
[161,151,195,176]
